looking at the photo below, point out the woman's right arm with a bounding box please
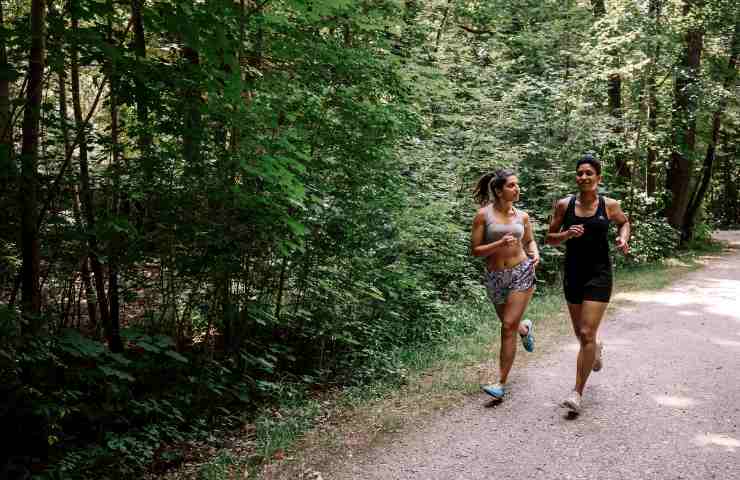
[471,211,506,257]
[545,198,581,245]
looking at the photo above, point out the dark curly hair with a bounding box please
[473,168,515,206]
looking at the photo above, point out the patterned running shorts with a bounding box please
[485,257,536,305]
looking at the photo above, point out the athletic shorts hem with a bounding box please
[563,285,612,304]
[485,258,536,305]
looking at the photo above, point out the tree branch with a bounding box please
[36,76,108,233]
[458,24,494,35]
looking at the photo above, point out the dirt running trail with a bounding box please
[328,232,740,479]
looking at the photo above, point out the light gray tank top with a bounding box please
[484,205,525,243]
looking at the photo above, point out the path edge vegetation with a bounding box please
[170,238,728,480]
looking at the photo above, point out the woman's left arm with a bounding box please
[606,198,631,255]
[522,213,540,267]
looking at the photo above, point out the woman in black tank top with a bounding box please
[562,194,612,302]
[546,154,630,414]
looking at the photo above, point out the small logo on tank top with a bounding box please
[598,215,605,220]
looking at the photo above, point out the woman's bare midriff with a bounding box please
[486,242,528,272]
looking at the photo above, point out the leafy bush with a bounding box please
[615,193,680,266]
[619,215,680,265]
[5,328,263,480]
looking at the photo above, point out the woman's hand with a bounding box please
[529,253,541,268]
[615,236,629,255]
[499,233,519,248]
[567,225,584,239]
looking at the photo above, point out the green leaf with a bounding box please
[108,353,132,366]
[59,329,105,359]
[98,365,135,382]
[164,350,189,363]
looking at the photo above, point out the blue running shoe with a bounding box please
[481,383,505,399]
[520,319,534,352]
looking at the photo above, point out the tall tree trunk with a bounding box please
[229,0,247,155]
[724,139,739,224]
[646,0,662,195]
[592,0,629,179]
[608,72,629,179]
[20,0,46,330]
[130,0,153,227]
[0,2,11,155]
[666,0,704,229]
[182,46,202,168]
[1,1,17,271]
[71,0,111,334]
[106,5,123,353]
[53,3,97,329]
[131,0,151,152]
[682,20,739,241]
[72,188,98,327]
[433,0,451,53]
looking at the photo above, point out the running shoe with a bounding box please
[560,391,582,413]
[520,319,534,352]
[592,342,603,372]
[481,382,505,399]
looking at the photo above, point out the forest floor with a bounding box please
[257,231,740,480]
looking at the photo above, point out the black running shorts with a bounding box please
[563,266,612,304]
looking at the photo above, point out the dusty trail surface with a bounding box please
[328,232,740,479]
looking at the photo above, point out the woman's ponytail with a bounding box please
[473,169,515,206]
[473,173,495,206]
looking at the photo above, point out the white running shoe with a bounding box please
[592,342,604,372]
[561,391,582,413]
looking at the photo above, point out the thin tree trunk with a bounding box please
[182,46,202,167]
[253,2,264,69]
[274,256,288,321]
[72,189,98,328]
[131,0,151,151]
[0,2,11,153]
[592,0,628,179]
[646,0,662,195]
[667,0,704,229]
[59,25,99,327]
[434,0,451,53]
[608,72,630,179]
[62,272,78,327]
[107,6,123,353]
[55,11,99,330]
[682,20,739,240]
[71,0,111,332]
[0,2,14,252]
[229,0,246,154]
[20,0,46,329]
[725,141,739,224]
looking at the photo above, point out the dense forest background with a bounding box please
[1,0,738,478]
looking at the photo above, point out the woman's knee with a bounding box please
[578,326,596,344]
[501,320,519,337]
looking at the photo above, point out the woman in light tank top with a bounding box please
[471,169,540,400]
[546,154,630,414]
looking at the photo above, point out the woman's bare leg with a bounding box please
[568,300,608,394]
[496,288,534,384]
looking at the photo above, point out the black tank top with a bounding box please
[562,195,611,271]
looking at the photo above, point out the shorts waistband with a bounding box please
[486,257,533,276]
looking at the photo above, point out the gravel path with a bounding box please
[329,231,740,480]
